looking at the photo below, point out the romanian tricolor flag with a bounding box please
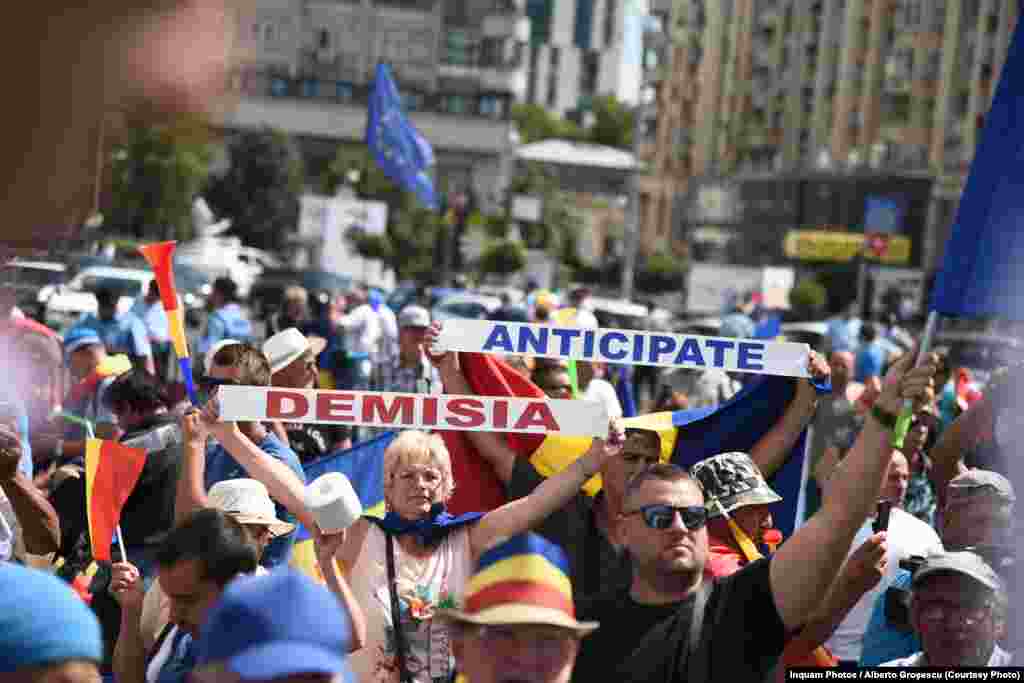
[84,439,147,562]
[444,352,825,538]
[139,242,199,404]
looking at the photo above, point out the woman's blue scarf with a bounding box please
[370,503,483,547]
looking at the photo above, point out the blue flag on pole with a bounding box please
[366,63,439,210]
[929,15,1024,320]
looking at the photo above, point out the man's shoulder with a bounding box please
[260,434,306,479]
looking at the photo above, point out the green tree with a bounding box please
[510,162,583,267]
[790,277,828,319]
[106,121,214,241]
[512,103,582,144]
[478,240,527,279]
[587,95,635,150]
[206,127,304,251]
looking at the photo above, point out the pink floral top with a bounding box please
[348,524,474,683]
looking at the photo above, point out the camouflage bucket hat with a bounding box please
[690,452,782,519]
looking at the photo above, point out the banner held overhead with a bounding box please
[435,320,811,378]
[216,386,609,437]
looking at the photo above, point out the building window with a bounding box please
[336,81,354,101]
[575,0,595,49]
[445,29,477,66]
[443,94,469,115]
[270,77,288,97]
[403,92,423,111]
[581,52,600,95]
[605,0,617,47]
[251,23,262,41]
[480,95,502,117]
[301,80,319,98]
[264,23,275,42]
[318,28,331,50]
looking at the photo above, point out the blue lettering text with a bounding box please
[598,332,629,361]
[550,328,581,356]
[648,335,677,364]
[704,339,735,368]
[517,326,550,355]
[482,324,514,353]
[673,338,707,367]
[738,342,765,370]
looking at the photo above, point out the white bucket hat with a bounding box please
[207,479,296,537]
[204,338,242,372]
[263,328,328,375]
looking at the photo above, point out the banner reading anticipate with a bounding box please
[217,386,609,437]
[436,320,811,378]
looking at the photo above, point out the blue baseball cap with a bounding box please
[195,568,354,681]
[0,563,103,673]
[63,326,103,356]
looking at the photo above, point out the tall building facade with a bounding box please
[643,0,1019,272]
[525,0,646,117]
[218,0,529,208]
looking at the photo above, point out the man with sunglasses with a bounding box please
[571,351,939,683]
[177,342,309,569]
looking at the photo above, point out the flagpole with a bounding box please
[892,311,939,447]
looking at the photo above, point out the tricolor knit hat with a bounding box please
[437,533,598,634]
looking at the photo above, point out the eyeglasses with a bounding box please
[540,384,574,397]
[917,601,993,627]
[625,504,708,531]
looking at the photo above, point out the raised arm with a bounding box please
[928,394,990,510]
[315,526,367,653]
[769,351,937,631]
[175,410,209,525]
[200,396,317,531]
[750,352,829,478]
[469,421,623,558]
[427,323,520,485]
[0,425,60,554]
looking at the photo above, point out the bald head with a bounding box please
[882,451,910,507]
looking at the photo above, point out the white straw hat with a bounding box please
[263,328,328,375]
[208,479,295,537]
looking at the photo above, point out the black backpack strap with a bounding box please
[146,622,176,668]
[386,533,413,683]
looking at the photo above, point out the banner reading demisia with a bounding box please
[217,386,609,437]
[436,320,811,378]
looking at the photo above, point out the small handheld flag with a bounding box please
[84,439,147,562]
[139,242,199,404]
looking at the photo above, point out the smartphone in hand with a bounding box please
[873,499,893,534]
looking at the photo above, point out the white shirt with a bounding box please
[881,645,1012,667]
[583,378,623,418]
[337,303,382,356]
[825,507,942,661]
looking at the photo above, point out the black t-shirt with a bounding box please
[572,558,787,683]
[507,458,630,601]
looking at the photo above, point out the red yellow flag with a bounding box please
[84,439,147,562]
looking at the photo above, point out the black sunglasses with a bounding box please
[627,504,708,531]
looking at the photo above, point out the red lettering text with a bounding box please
[316,393,355,422]
[362,395,415,425]
[266,390,308,420]
[446,398,486,428]
[421,396,438,426]
[493,399,508,429]
[513,402,560,431]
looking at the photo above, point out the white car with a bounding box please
[39,266,153,331]
[431,293,503,322]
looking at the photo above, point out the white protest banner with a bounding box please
[435,319,811,378]
[217,386,608,437]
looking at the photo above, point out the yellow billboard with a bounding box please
[783,230,912,265]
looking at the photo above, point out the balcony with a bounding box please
[482,14,530,42]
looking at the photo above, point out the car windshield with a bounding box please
[2,266,64,288]
[79,276,144,297]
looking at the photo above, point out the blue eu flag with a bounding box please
[366,63,439,209]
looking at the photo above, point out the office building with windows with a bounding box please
[217,0,529,208]
[525,0,647,118]
[641,0,1018,273]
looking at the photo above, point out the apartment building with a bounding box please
[216,0,529,208]
[525,0,647,117]
[643,0,1019,271]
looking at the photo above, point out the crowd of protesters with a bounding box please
[0,266,1018,683]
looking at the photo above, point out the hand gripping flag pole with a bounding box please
[139,242,200,405]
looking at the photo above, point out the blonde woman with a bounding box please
[341,426,622,683]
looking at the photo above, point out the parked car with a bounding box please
[39,266,153,331]
[431,292,502,322]
[1,259,68,320]
[248,269,354,319]
[779,321,830,352]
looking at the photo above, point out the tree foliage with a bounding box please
[478,240,527,278]
[587,95,635,150]
[106,121,214,241]
[512,103,582,144]
[206,127,304,251]
[790,277,829,319]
